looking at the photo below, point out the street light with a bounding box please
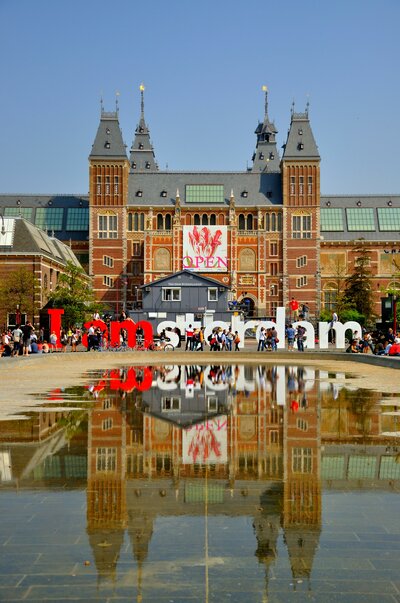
[393,294,397,334]
[0,212,5,236]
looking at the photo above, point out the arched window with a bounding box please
[157,214,164,230]
[210,214,216,225]
[202,214,208,225]
[194,214,200,225]
[271,213,276,231]
[247,215,253,230]
[277,213,282,231]
[265,213,270,231]
[128,213,133,231]
[238,214,245,230]
[134,213,139,231]
[139,213,144,230]
[165,214,172,230]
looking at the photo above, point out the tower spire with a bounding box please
[140,83,145,118]
[262,85,268,120]
[129,84,158,172]
[251,86,280,173]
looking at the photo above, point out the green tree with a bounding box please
[48,261,98,327]
[0,267,38,321]
[344,240,374,323]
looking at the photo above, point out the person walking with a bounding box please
[22,322,34,356]
[296,324,306,352]
[234,331,241,351]
[286,324,295,351]
[185,324,194,351]
[257,327,265,351]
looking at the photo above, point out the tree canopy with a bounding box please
[0,266,38,320]
[344,240,374,323]
[48,261,98,327]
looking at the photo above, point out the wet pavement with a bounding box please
[0,360,399,602]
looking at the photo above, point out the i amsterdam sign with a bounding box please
[46,308,361,351]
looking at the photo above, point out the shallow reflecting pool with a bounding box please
[0,364,399,602]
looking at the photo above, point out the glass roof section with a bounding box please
[377,207,400,231]
[66,207,89,231]
[346,208,375,231]
[35,208,64,231]
[320,208,344,231]
[4,207,33,221]
[186,184,224,204]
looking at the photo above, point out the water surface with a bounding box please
[0,364,399,602]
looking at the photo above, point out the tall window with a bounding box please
[266,212,281,232]
[96,175,101,194]
[292,214,311,239]
[128,212,144,231]
[299,176,304,195]
[105,176,110,195]
[323,284,337,310]
[308,176,313,194]
[114,176,119,195]
[270,242,278,256]
[292,448,312,473]
[290,176,296,195]
[156,213,172,230]
[96,448,116,472]
[98,214,117,239]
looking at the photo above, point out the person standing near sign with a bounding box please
[289,297,299,320]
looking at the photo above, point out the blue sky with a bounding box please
[0,0,399,195]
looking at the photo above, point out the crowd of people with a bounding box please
[1,324,82,357]
[2,313,400,358]
[346,327,400,356]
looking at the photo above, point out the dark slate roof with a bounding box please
[128,171,283,208]
[89,110,127,159]
[0,217,83,266]
[0,194,89,241]
[139,269,230,289]
[282,111,320,161]
[320,194,400,242]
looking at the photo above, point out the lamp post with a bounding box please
[393,294,397,335]
[0,212,6,236]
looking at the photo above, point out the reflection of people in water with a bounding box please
[287,368,296,392]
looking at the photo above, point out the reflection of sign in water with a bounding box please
[182,416,227,464]
[182,226,228,272]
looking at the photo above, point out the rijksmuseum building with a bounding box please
[1,87,400,319]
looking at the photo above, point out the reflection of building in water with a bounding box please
[86,383,128,583]
[5,365,398,597]
[283,366,321,586]
[83,364,322,596]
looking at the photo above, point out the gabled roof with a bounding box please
[139,269,230,289]
[89,110,127,160]
[282,110,320,161]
